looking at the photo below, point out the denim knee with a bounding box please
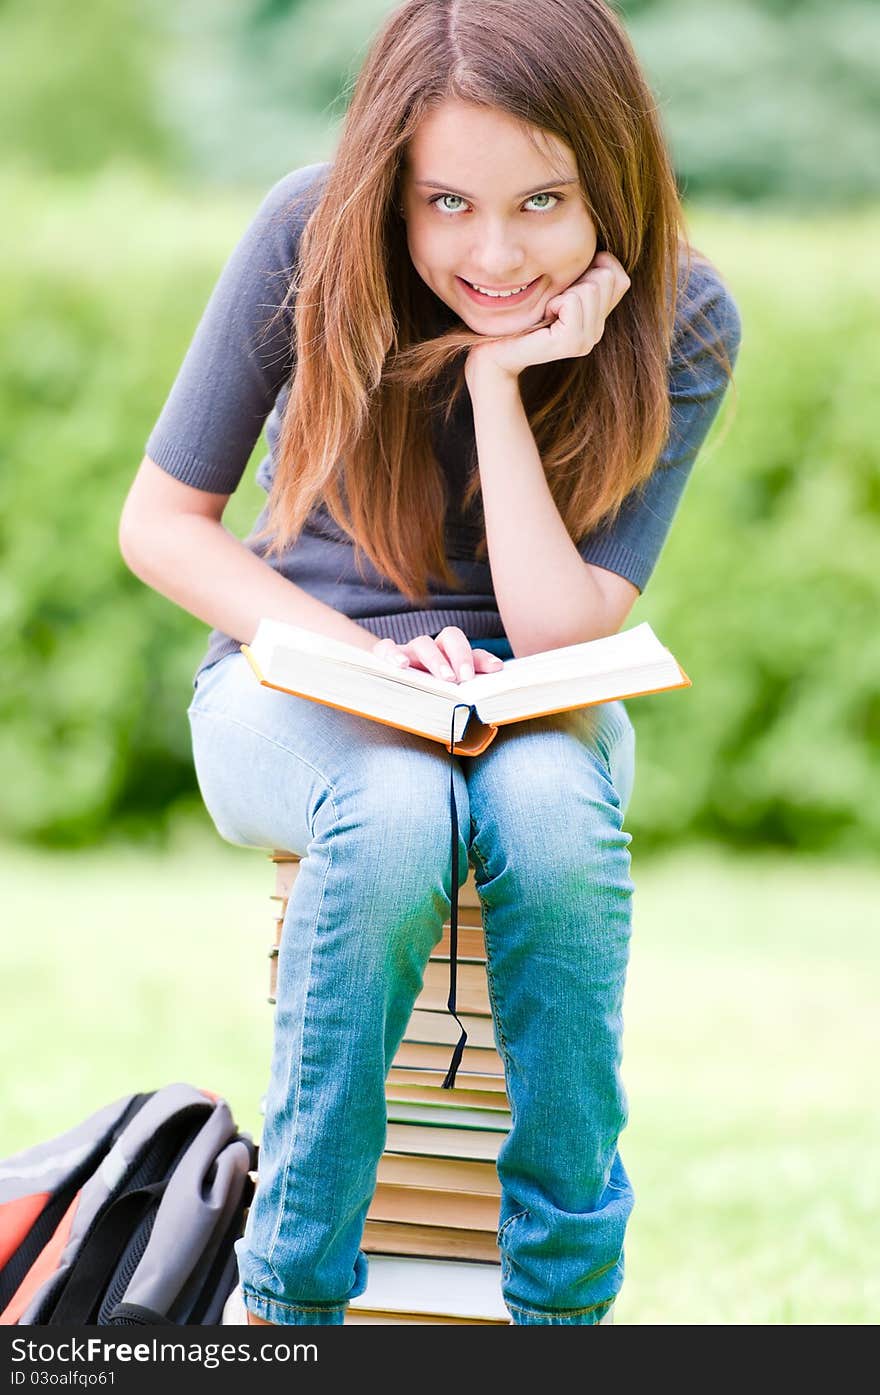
[471,746,632,908]
[309,755,469,943]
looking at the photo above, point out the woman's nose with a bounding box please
[470,226,527,281]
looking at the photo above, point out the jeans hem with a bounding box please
[506,1297,616,1325]
[241,1287,347,1326]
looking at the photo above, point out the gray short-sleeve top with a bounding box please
[144,163,742,684]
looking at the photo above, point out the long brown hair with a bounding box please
[253,0,736,603]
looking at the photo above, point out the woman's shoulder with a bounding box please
[262,161,333,214]
[230,162,334,301]
[252,161,334,242]
[672,245,743,367]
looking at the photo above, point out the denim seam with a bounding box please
[264,792,339,1271]
[575,702,631,784]
[497,1206,529,1245]
[468,828,522,1292]
[606,706,634,768]
[466,837,514,1079]
[506,1296,614,1319]
[592,716,621,781]
[242,1287,346,1315]
[580,719,629,819]
[187,709,337,819]
[594,735,615,781]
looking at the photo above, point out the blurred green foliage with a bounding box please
[625,0,880,206]
[1,171,877,853]
[0,0,172,178]
[637,207,880,850]
[0,0,878,205]
[0,171,267,847]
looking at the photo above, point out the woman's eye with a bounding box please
[432,193,468,214]
[429,192,561,215]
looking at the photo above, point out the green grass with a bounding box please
[2,828,877,1324]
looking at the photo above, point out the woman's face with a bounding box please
[400,98,598,331]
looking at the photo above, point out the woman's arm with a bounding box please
[121,165,381,656]
[466,364,636,658]
[464,253,639,658]
[467,258,742,656]
[118,458,382,653]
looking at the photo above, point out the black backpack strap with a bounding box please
[47,1182,166,1325]
[104,1301,166,1325]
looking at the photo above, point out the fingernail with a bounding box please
[461,663,474,681]
[395,655,409,666]
[441,666,455,679]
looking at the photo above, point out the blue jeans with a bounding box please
[187,639,636,1325]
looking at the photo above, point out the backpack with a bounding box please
[0,1083,256,1326]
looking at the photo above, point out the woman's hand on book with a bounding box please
[464,251,631,384]
[372,628,505,683]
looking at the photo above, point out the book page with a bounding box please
[459,622,668,698]
[251,617,675,706]
[253,618,465,697]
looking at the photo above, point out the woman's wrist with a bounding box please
[464,353,522,398]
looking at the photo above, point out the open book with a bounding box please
[241,617,690,755]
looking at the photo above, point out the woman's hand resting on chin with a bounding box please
[464,250,631,385]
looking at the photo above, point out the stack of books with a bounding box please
[267,850,511,1325]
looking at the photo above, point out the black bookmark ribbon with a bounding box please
[441,702,477,1090]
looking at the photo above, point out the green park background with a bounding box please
[1,0,878,1323]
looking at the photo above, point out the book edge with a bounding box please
[488,665,692,727]
[240,644,689,748]
[241,644,495,753]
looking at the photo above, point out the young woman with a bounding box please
[119,0,741,1326]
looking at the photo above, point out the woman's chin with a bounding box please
[472,309,546,336]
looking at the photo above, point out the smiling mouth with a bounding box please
[457,276,541,305]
